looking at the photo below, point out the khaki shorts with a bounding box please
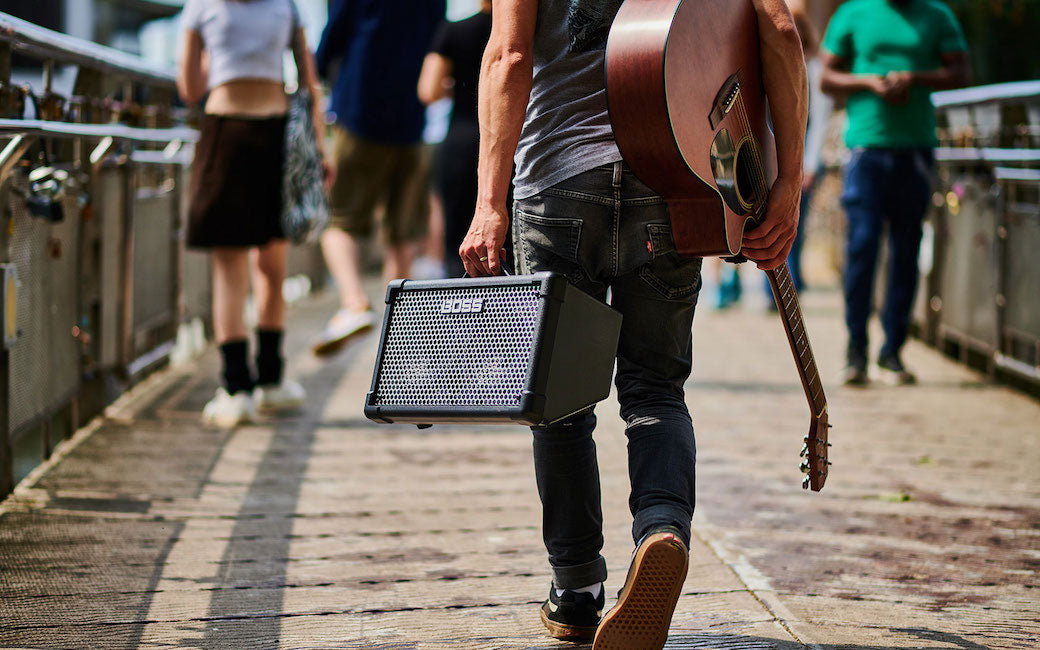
[328,126,430,244]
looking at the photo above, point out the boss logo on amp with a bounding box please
[440,297,485,314]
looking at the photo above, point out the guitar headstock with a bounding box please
[800,408,831,491]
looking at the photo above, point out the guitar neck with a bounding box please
[766,264,827,416]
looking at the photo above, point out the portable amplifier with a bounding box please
[364,272,622,426]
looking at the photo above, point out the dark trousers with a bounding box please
[841,148,934,358]
[514,162,701,589]
[434,124,479,279]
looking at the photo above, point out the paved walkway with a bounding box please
[1,277,1037,649]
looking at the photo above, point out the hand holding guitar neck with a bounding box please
[741,174,802,270]
[606,0,830,490]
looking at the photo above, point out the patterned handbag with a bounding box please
[281,89,329,244]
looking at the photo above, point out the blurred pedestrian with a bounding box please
[310,0,446,355]
[417,0,493,280]
[821,0,969,385]
[178,0,325,427]
[765,0,834,309]
[710,259,742,310]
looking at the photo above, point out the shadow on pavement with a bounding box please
[198,343,363,647]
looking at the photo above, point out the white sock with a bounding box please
[556,582,602,598]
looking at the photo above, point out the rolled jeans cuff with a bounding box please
[551,555,608,590]
[633,503,693,548]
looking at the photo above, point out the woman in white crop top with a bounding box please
[177,0,329,427]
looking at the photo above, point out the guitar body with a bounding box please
[606,0,830,490]
[606,0,777,257]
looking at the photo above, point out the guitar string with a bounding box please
[767,180,822,400]
[735,95,825,412]
[735,98,828,424]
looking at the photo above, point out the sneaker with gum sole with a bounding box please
[592,530,689,650]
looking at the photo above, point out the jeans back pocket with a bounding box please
[514,210,583,279]
[639,223,703,300]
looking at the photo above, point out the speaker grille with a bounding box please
[373,284,542,407]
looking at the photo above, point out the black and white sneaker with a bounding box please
[539,582,604,641]
[877,353,916,386]
[841,345,869,386]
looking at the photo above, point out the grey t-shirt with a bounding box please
[512,0,624,200]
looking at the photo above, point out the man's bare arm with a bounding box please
[742,0,809,270]
[753,0,807,183]
[785,0,819,58]
[459,0,537,277]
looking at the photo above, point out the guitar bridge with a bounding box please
[709,72,743,130]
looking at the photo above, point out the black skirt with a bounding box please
[187,114,287,248]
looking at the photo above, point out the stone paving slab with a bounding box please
[688,287,1040,649]
[1,283,1038,649]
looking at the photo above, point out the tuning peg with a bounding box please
[802,475,810,489]
[799,444,808,458]
[803,436,809,443]
[799,460,811,474]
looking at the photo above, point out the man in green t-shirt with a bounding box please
[821,0,968,385]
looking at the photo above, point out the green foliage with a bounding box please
[943,0,1040,84]
[876,490,914,502]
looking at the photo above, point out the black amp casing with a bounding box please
[364,272,622,426]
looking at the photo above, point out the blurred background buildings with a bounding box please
[809,0,1039,85]
[3,0,1035,90]
[1,0,484,69]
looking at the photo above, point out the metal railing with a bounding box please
[917,80,1040,393]
[0,12,324,497]
[0,12,176,86]
[0,10,192,496]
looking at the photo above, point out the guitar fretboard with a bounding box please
[732,88,828,418]
[767,264,826,416]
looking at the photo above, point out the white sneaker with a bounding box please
[312,308,376,356]
[254,379,306,412]
[201,388,256,428]
[412,256,446,280]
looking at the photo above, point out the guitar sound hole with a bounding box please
[734,143,761,212]
[709,128,745,215]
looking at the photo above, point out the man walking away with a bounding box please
[460,0,808,647]
[821,0,968,385]
[311,0,446,355]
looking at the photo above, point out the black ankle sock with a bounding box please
[220,340,254,394]
[256,329,284,387]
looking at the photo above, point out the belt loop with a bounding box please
[612,161,622,188]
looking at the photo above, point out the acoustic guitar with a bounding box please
[605,0,830,490]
